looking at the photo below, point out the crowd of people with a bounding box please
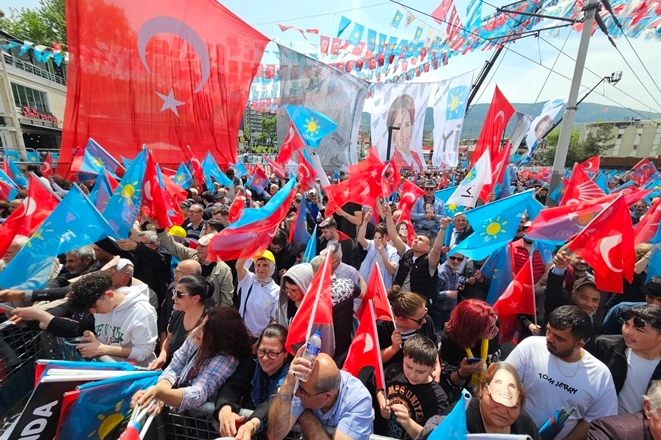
[0,161,659,440]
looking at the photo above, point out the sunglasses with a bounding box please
[619,312,661,331]
[173,290,191,299]
[448,256,464,262]
[401,308,427,325]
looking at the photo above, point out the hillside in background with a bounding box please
[359,102,661,143]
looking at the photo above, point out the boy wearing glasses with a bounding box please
[591,304,661,414]
[376,334,449,440]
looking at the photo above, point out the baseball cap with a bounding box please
[423,179,436,188]
[169,225,187,238]
[573,276,597,293]
[254,249,276,264]
[117,258,134,271]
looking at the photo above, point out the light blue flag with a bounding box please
[85,138,122,174]
[525,196,545,221]
[5,155,27,187]
[449,191,534,261]
[89,171,114,213]
[303,225,317,263]
[0,185,115,290]
[391,9,404,29]
[58,371,160,440]
[233,162,249,178]
[347,23,365,47]
[202,152,233,188]
[435,186,465,217]
[595,172,609,194]
[104,148,147,238]
[338,16,352,37]
[483,244,514,305]
[173,162,193,189]
[285,105,338,148]
[647,243,661,281]
[428,390,471,439]
[121,156,133,169]
[366,29,377,52]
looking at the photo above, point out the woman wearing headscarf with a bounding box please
[235,250,280,339]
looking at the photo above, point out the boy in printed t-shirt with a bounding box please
[376,334,449,440]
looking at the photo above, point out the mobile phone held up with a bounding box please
[466,357,482,364]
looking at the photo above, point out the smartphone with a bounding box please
[466,357,482,364]
[63,337,88,346]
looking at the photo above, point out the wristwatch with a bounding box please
[276,387,293,401]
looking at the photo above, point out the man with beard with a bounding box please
[506,305,617,440]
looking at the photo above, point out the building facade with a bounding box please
[582,119,661,160]
[0,30,67,161]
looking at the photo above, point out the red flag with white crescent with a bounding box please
[41,153,54,178]
[276,122,305,164]
[141,151,172,229]
[343,300,386,390]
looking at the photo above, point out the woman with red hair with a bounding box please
[439,299,501,403]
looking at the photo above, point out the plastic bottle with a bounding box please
[298,331,322,382]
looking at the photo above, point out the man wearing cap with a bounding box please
[544,250,603,338]
[319,216,360,270]
[235,251,280,339]
[602,277,661,334]
[410,179,445,239]
[591,304,661,414]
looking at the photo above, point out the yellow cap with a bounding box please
[254,249,275,263]
[169,225,187,238]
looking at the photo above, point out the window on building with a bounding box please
[10,83,50,113]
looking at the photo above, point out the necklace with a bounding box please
[554,355,581,378]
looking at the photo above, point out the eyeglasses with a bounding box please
[296,385,327,400]
[401,308,427,325]
[619,312,661,331]
[284,287,302,296]
[448,256,464,262]
[424,188,435,191]
[173,290,191,299]
[257,348,285,360]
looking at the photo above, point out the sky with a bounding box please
[3,0,661,117]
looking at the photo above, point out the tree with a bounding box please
[261,116,277,147]
[0,0,66,45]
[581,123,615,157]
[539,124,614,167]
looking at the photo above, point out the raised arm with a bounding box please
[356,211,371,249]
[428,218,450,268]
[383,203,407,256]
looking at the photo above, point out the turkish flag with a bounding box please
[142,151,172,228]
[347,147,392,199]
[560,164,606,206]
[297,154,316,192]
[469,86,515,170]
[41,153,54,178]
[0,175,60,257]
[480,141,511,201]
[184,146,205,190]
[227,191,246,224]
[162,174,187,225]
[343,299,386,390]
[356,266,394,322]
[263,155,287,181]
[276,122,305,164]
[635,195,661,246]
[494,257,535,344]
[631,158,659,185]
[285,251,334,355]
[324,178,372,216]
[59,0,269,173]
[579,156,600,176]
[567,195,635,293]
[431,0,453,24]
[398,180,424,215]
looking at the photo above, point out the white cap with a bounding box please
[117,258,134,271]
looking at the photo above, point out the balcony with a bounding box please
[3,52,66,86]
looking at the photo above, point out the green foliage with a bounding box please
[539,124,614,167]
[0,0,66,45]
[260,116,277,147]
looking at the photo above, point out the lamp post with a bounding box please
[386,126,400,161]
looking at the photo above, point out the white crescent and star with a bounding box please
[144,181,153,201]
[18,197,37,218]
[283,126,296,145]
[599,234,623,273]
[137,16,211,117]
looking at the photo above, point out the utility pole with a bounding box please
[547,0,601,205]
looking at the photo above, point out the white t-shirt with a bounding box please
[618,348,661,414]
[237,271,279,338]
[359,240,400,291]
[506,336,617,439]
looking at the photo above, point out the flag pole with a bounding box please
[529,256,537,327]
[306,251,330,342]
[370,300,387,391]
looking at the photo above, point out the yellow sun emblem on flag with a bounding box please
[89,401,124,439]
[93,158,104,168]
[480,216,508,241]
[27,221,55,247]
[116,180,140,205]
[305,117,320,136]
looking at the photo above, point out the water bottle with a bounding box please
[298,331,322,382]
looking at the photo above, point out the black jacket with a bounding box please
[32,260,103,302]
[590,335,661,394]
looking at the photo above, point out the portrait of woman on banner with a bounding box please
[387,94,425,172]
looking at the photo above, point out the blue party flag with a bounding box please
[0,185,115,290]
[85,138,123,174]
[4,155,27,187]
[303,225,317,263]
[233,162,249,178]
[89,171,114,213]
[0,169,18,200]
[611,180,636,193]
[173,162,193,189]
[289,200,308,246]
[366,29,377,52]
[594,172,609,193]
[428,390,470,439]
[647,244,661,281]
[121,156,133,168]
[285,105,338,148]
[202,152,233,188]
[338,16,352,37]
[58,371,160,440]
[483,244,514,305]
[435,186,465,217]
[348,23,365,47]
[104,148,147,238]
[78,149,106,176]
[391,9,404,29]
[449,191,533,261]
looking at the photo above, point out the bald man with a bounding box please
[268,351,372,440]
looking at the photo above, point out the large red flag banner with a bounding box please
[59,0,269,174]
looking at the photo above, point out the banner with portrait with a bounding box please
[366,82,436,172]
[276,46,368,169]
[509,112,534,155]
[430,71,475,169]
[524,96,567,159]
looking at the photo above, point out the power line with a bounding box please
[465,49,507,114]
[616,22,661,102]
[388,0,660,122]
[533,29,572,106]
[252,2,391,26]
